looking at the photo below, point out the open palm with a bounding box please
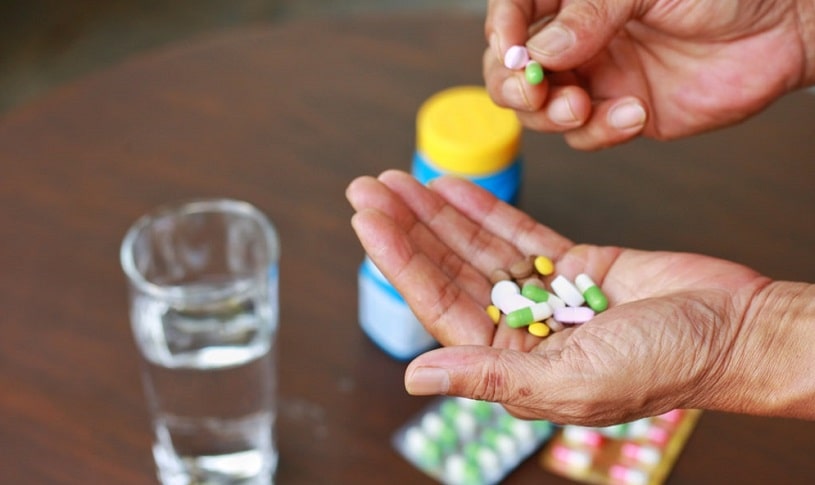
[347,171,771,425]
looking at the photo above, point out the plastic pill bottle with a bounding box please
[359,85,523,360]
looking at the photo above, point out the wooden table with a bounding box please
[1,11,813,485]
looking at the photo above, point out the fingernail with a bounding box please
[501,76,529,109]
[548,95,578,125]
[609,101,646,130]
[528,24,574,57]
[406,367,450,395]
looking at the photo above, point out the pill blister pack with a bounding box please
[392,397,557,485]
[539,409,702,485]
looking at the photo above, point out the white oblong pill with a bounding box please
[550,275,585,307]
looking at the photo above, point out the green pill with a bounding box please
[584,287,608,312]
[575,273,609,312]
[524,61,544,85]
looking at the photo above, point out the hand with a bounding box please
[346,170,780,426]
[484,0,815,150]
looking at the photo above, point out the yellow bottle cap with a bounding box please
[416,86,521,176]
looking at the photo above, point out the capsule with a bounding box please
[575,273,609,312]
[609,464,649,485]
[421,412,445,438]
[621,442,661,466]
[454,411,477,440]
[521,281,566,310]
[597,422,629,439]
[406,429,443,467]
[464,443,500,481]
[550,275,585,307]
[444,454,481,485]
[656,408,684,425]
[525,60,545,85]
[506,301,553,328]
[644,425,670,446]
[562,426,604,448]
[475,448,501,483]
[551,444,592,470]
[521,281,551,303]
[501,293,535,314]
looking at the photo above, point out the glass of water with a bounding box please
[120,199,280,485]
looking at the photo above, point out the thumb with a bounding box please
[405,345,553,405]
[527,0,639,71]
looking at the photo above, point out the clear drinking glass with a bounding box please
[120,199,280,485]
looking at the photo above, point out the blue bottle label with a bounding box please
[411,151,523,204]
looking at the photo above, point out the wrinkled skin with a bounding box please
[346,171,815,426]
[484,0,815,149]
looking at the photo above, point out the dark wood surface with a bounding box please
[1,10,813,485]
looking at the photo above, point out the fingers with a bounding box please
[350,207,496,347]
[348,174,507,292]
[561,97,649,151]
[420,174,573,260]
[403,299,690,425]
[483,45,593,129]
[525,0,637,72]
[404,345,557,409]
[347,175,501,346]
[486,0,638,81]
[484,0,649,150]
[483,43,547,113]
[485,0,549,57]
[404,343,631,424]
[376,171,529,274]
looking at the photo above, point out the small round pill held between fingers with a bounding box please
[524,61,545,85]
[503,45,529,70]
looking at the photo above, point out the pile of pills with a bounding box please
[503,45,544,85]
[539,409,702,485]
[487,255,609,337]
[393,397,556,485]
